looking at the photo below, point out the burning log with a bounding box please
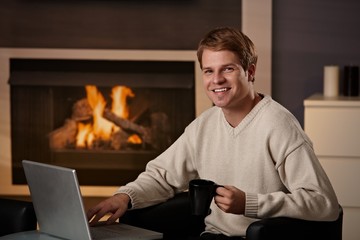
[103,109,171,151]
[111,129,131,150]
[48,119,77,149]
[103,109,150,142]
[71,98,92,121]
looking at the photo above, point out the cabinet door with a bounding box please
[304,106,360,157]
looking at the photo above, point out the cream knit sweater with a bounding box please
[116,95,339,236]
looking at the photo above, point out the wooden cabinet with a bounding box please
[304,94,360,240]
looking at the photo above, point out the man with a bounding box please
[87,27,339,239]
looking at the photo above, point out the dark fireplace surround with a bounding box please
[7,49,205,187]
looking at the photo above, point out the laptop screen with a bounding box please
[22,160,163,240]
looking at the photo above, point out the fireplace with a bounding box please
[0,48,211,196]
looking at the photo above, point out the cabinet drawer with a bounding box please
[305,107,360,157]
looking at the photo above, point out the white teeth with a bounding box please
[214,88,228,93]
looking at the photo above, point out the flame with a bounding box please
[128,134,142,144]
[85,85,114,140]
[111,86,135,119]
[76,122,92,148]
[75,85,141,149]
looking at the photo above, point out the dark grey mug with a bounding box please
[189,179,222,216]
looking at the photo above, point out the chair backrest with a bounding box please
[0,198,37,237]
[246,205,343,240]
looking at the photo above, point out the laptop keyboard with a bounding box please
[90,224,131,240]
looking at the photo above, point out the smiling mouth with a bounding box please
[213,87,231,93]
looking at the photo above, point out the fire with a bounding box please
[127,134,142,144]
[86,85,113,141]
[111,86,135,119]
[76,122,92,148]
[75,85,140,149]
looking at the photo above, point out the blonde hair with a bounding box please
[197,27,258,71]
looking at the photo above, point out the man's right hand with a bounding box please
[86,193,130,226]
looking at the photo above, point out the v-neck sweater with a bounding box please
[116,95,339,236]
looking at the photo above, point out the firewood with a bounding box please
[103,109,171,151]
[103,109,152,147]
[111,130,130,150]
[48,119,77,149]
[71,98,92,121]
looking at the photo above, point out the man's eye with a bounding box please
[203,70,212,75]
[224,67,234,73]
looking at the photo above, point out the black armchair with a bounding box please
[122,192,343,240]
[0,198,37,237]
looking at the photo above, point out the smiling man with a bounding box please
[199,46,260,127]
[87,27,339,240]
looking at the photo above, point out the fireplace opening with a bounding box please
[10,58,195,186]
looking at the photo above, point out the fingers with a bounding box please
[214,185,245,214]
[87,204,102,221]
[106,208,126,224]
[87,193,131,226]
[88,204,111,226]
[214,186,232,212]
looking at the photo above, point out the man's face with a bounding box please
[201,49,254,111]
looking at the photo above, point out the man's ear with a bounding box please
[247,64,256,82]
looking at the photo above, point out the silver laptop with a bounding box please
[22,160,163,240]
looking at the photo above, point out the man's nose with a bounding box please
[213,72,226,84]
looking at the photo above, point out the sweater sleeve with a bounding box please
[114,124,199,209]
[252,141,339,221]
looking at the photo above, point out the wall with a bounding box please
[0,0,272,95]
[0,0,241,50]
[273,0,360,126]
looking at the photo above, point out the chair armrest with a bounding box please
[246,206,343,240]
[0,198,37,237]
[121,192,205,239]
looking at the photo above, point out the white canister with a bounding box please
[323,65,339,97]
